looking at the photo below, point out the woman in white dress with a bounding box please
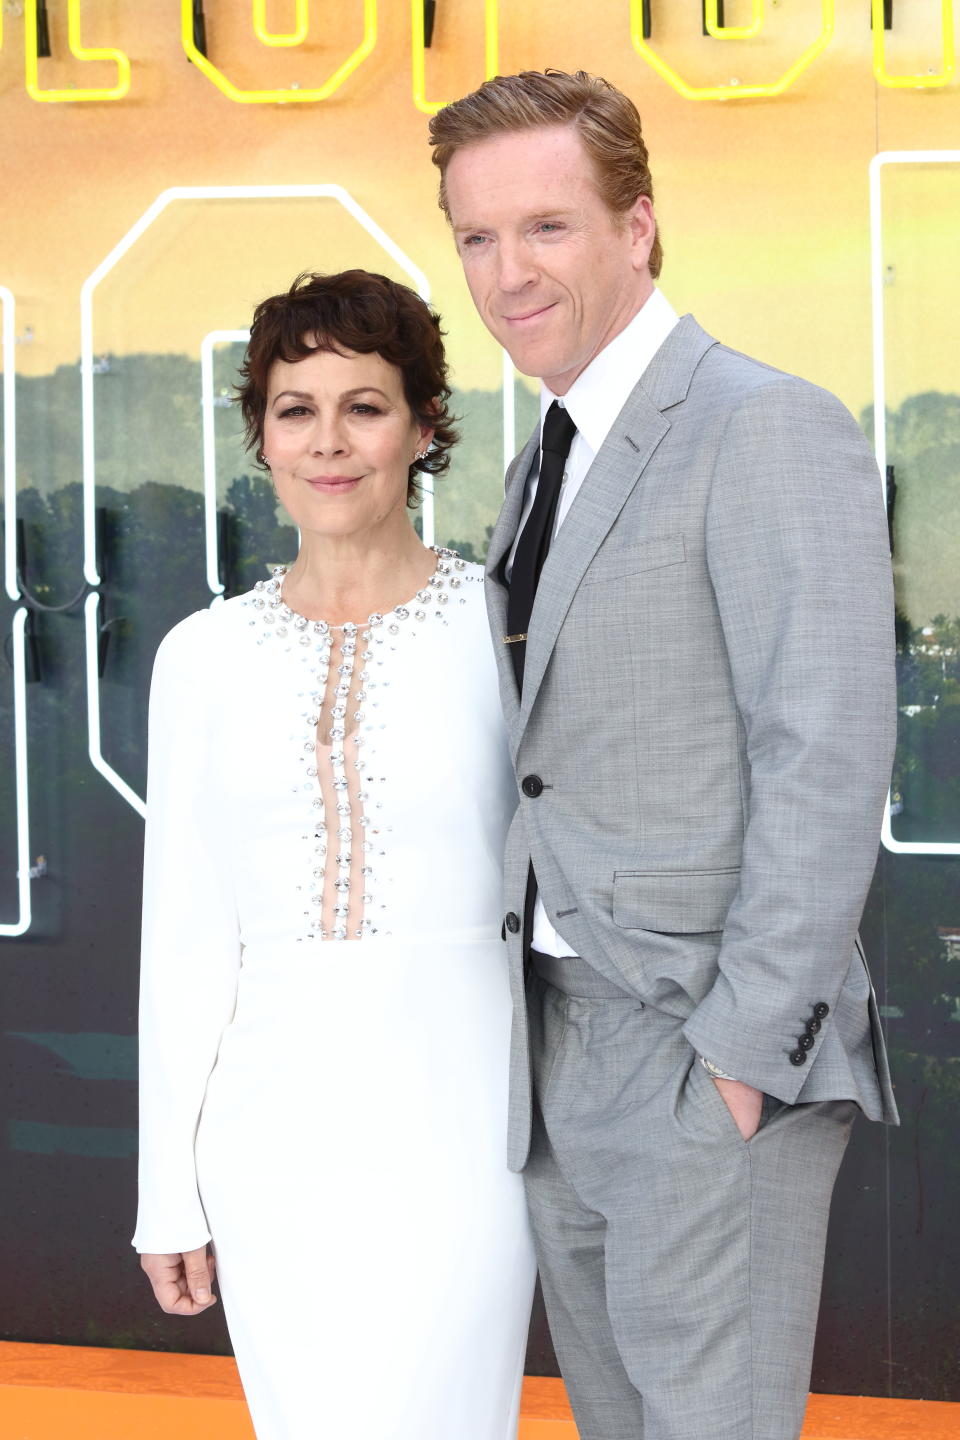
[134,270,537,1439]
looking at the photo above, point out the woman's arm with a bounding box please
[132,612,242,1267]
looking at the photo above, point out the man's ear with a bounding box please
[627,195,657,273]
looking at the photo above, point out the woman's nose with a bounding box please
[309,417,347,454]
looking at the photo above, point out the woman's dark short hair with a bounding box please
[237,270,458,506]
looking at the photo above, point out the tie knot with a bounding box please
[542,401,577,458]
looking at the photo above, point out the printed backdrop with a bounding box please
[1,0,959,1398]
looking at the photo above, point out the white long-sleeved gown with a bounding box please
[133,551,537,1440]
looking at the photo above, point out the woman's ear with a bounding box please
[417,424,436,457]
[416,402,439,458]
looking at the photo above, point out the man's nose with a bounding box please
[496,241,537,293]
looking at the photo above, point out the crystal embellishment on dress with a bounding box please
[242,547,462,942]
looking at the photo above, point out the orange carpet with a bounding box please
[1,1342,958,1438]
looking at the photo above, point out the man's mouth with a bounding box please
[503,303,557,326]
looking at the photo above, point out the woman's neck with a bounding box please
[279,520,436,627]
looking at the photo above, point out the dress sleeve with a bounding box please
[132,612,242,1253]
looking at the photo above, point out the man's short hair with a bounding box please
[429,68,662,280]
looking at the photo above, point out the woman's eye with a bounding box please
[349,403,381,416]
[278,405,309,418]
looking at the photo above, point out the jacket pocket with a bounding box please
[612,867,740,933]
[582,533,686,586]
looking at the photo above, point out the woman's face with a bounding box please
[261,344,433,542]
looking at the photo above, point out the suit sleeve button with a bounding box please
[521,775,544,798]
[813,1001,830,1020]
[505,911,521,934]
[799,1032,815,1051]
[807,1017,821,1035]
[789,1047,808,1066]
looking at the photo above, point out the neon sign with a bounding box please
[0,285,32,938]
[630,0,836,101]
[79,184,430,817]
[1,2,956,105]
[179,0,377,104]
[252,0,310,48]
[871,0,955,90]
[24,0,131,103]
[703,0,763,42]
[411,0,499,116]
[872,150,960,856]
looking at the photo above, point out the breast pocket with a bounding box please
[581,533,686,586]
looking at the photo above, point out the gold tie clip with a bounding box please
[502,633,528,644]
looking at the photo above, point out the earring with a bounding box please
[414,449,429,462]
[257,449,269,467]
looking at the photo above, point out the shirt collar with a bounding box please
[539,288,680,454]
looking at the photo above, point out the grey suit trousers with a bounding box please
[525,958,855,1440]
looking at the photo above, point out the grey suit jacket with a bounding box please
[485,316,899,1172]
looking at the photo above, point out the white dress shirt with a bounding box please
[506,287,680,957]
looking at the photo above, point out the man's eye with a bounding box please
[461,234,487,248]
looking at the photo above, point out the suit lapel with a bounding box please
[518,315,718,734]
[486,316,718,744]
[517,399,668,730]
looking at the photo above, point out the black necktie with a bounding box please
[506,401,578,690]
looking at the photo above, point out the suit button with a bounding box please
[807,1017,821,1035]
[813,1001,830,1021]
[799,1032,815,1051]
[505,911,521,934]
[789,1047,808,1066]
[521,775,544,798]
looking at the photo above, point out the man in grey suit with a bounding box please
[430,69,897,1440]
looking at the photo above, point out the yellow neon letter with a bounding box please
[872,0,955,89]
[412,0,499,116]
[252,0,309,48]
[630,0,835,101]
[704,0,763,42]
[25,0,131,103]
[181,0,376,103]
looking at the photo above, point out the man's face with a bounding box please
[444,124,655,394]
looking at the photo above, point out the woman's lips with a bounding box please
[304,475,362,492]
